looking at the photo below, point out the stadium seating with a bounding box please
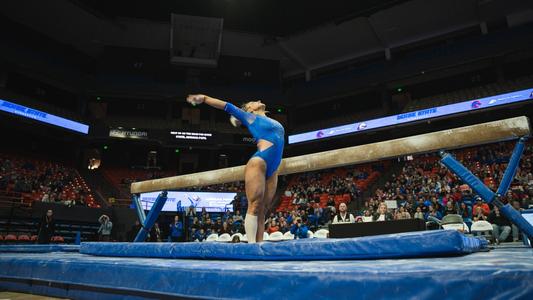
[276,162,388,212]
[4,234,17,243]
[17,234,30,243]
[101,168,175,198]
[51,236,65,244]
[0,153,98,208]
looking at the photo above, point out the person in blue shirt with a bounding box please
[424,204,442,221]
[169,215,183,242]
[187,94,285,243]
[194,228,206,242]
[290,217,309,239]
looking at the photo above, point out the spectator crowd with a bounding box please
[0,154,97,207]
[354,141,533,243]
[173,141,532,244]
[3,140,531,245]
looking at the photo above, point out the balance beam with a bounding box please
[131,116,530,194]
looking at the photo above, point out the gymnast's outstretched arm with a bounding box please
[187,94,253,126]
[187,94,226,110]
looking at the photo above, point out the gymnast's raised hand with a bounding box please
[186,94,285,243]
[186,94,207,106]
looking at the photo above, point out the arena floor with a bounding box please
[0,241,531,299]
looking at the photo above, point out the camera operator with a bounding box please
[290,216,309,239]
[98,214,113,241]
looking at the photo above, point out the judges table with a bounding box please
[329,219,426,238]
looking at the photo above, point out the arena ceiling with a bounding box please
[0,0,532,81]
[74,0,411,37]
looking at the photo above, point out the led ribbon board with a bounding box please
[289,88,533,144]
[0,99,89,134]
[139,191,237,212]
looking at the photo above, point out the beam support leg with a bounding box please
[134,191,168,243]
[439,139,533,240]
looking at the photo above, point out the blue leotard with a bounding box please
[224,103,285,178]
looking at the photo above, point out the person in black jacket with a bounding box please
[127,220,142,242]
[37,209,55,244]
[373,202,394,222]
[488,206,511,244]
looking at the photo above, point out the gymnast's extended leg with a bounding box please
[256,170,278,242]
[244,157,266,243]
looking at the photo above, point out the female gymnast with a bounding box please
[186,94,285,243]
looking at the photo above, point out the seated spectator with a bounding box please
[218,221,232,235]
[424,204,442,221]
[326,196,336,213]
[457,202,472,219]
[443,201,457,216]
[521,194,532,209]
[278,219,290,233]
[472,197,490,216]
[189,228,197,242]
[373,203,393,221]
[41,193,50,203]
[203,218,215,233]
[415,198,428,214]
[190,217,201,231]
[395,206,411,220]
[213,218,223,233]
[233,210,244,222]
[472,206,488,222]
[267,220,279,234]
[413,206,424,220]
[311,202,323,226]
[194,228,206,242]
[362,210,373,222]
[290,217,309,239]
[487,206,511,244]
[457,202,473,227]
[201,211,210,223]
[332,203,355,224]
[149,222,162,242]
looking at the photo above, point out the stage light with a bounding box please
[103,145,108,150]
[175,149,180,153]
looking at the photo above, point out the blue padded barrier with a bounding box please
[81,230,487,261]
[0,244,79,253]
[0,244,532,299]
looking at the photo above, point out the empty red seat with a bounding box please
[51,236,64,243]
[18,234,30,242]
[4,234,17,242]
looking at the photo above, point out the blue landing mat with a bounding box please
[80,230,487,260]
[0,244,79,253]
[0,245,532,299]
